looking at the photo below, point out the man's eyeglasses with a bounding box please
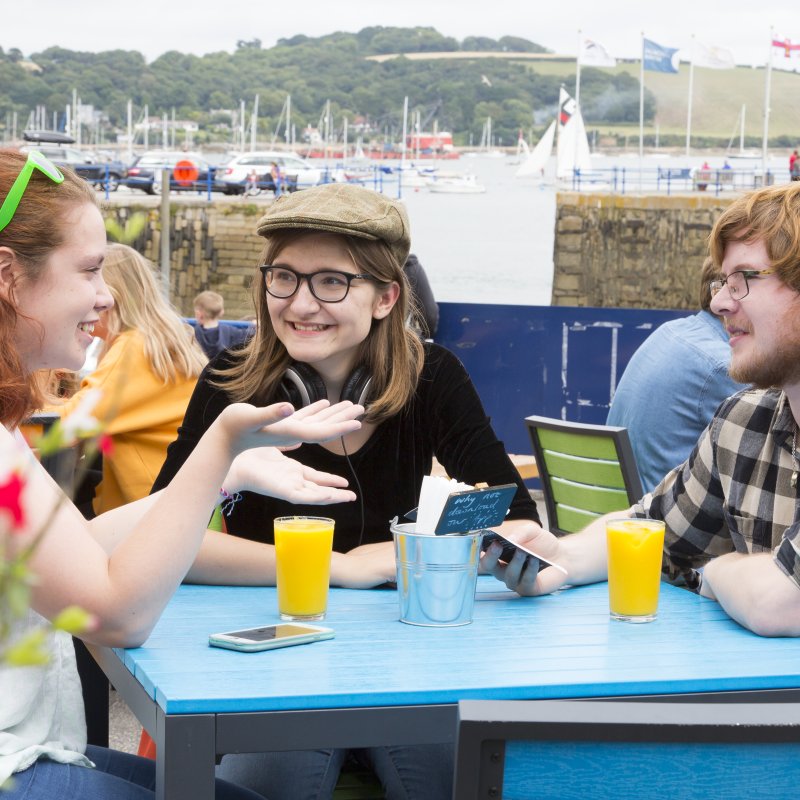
[260,265,377,303]
[709,268,776,301]
[0,151,65,234]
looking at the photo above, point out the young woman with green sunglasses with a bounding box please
[0,148,365,799]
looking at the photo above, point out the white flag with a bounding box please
[579,38,616,67]
[692,41,735,69]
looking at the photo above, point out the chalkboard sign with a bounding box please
[434,483,517,534]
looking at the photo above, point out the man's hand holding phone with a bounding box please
[481,522,568,596]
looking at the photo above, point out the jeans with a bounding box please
[4,745,266,800]
[216,744,454,800]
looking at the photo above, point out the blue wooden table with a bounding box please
[88,578,800,799]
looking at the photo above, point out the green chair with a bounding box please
[524,416,643,536]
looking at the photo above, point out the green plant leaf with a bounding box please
[105,212,148,244]
[4,628,49,666]
[52,605,95,635]
[7,580,31,617]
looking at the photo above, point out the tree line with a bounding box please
[0,27,652,148]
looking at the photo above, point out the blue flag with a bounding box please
[643,38,679,73]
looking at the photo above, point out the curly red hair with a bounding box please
[0,148,97,427]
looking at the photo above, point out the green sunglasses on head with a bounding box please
[0,150,65,234]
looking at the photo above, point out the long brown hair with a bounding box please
[0,149,97,427]
[213,229,424,423]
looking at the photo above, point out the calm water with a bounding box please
[380,149,788,307]
[396,157,555,306]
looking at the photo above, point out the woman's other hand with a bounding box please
[330,541,397,588]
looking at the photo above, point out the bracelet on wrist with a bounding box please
[218,487,243,517]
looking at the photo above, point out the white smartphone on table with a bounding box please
[208,623,334,652]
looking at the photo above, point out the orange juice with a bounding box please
[606,519,665,623]
[274,516,334,620]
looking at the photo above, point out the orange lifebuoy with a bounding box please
[173,159,199,185]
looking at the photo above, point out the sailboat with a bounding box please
[556,88,592,180]
[515,88,592,183]
[507,131,531,166]
[515,122,555,178]
[470,116,505,158]
[726,105,760,161]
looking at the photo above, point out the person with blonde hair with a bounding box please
[48,243,208,515]
[0,148,364,798]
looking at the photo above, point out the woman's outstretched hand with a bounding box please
[218,399,364,455]
[226,447,356,505]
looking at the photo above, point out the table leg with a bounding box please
[155,711,215,800]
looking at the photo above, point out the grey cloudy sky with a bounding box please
[1,0,797,66]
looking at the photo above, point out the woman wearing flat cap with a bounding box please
[153,182,542,800]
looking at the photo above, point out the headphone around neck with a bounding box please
[279,362,373,408]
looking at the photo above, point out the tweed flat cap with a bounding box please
[256,183,411,266]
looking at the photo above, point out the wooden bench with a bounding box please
[657,167,691,181]
[693,168,735,191]
[430,454,537,481]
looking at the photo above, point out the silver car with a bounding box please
[216,151,323,195]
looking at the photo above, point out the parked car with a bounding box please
[216,151,322,195]
[21,143,128,191]
[123,151,219,194]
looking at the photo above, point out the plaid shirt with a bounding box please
[632,388,799,591]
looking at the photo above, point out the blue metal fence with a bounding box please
[318,162,782,199]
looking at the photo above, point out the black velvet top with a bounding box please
[153,342,539,552]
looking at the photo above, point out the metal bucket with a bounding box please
[391,521,482,627]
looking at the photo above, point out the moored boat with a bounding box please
[428,173,487,193]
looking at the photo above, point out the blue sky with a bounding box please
[1,0,797,66]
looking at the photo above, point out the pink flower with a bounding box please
[0,471,25,531]
[98,434,114,456]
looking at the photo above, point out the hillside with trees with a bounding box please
[15,25,792,150]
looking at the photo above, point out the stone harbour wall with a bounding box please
[101,198,268,319]
[102,192,741,317]
[552,192,736,309]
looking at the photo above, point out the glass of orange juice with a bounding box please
[274,516,335,621]
[606,518,665,623]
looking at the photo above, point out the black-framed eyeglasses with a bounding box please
[709,268,776,301]
[260,265,377,303]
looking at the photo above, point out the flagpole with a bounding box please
[686,35,695,157]
[639,32,645,191]
[762,27,773,180]
[575,29,582,171]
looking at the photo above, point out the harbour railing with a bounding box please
[315,162,786,198]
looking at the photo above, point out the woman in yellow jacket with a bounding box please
[49,243,208,515]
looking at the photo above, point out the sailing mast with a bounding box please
[250,95,259,152]
[740,105,746,155]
